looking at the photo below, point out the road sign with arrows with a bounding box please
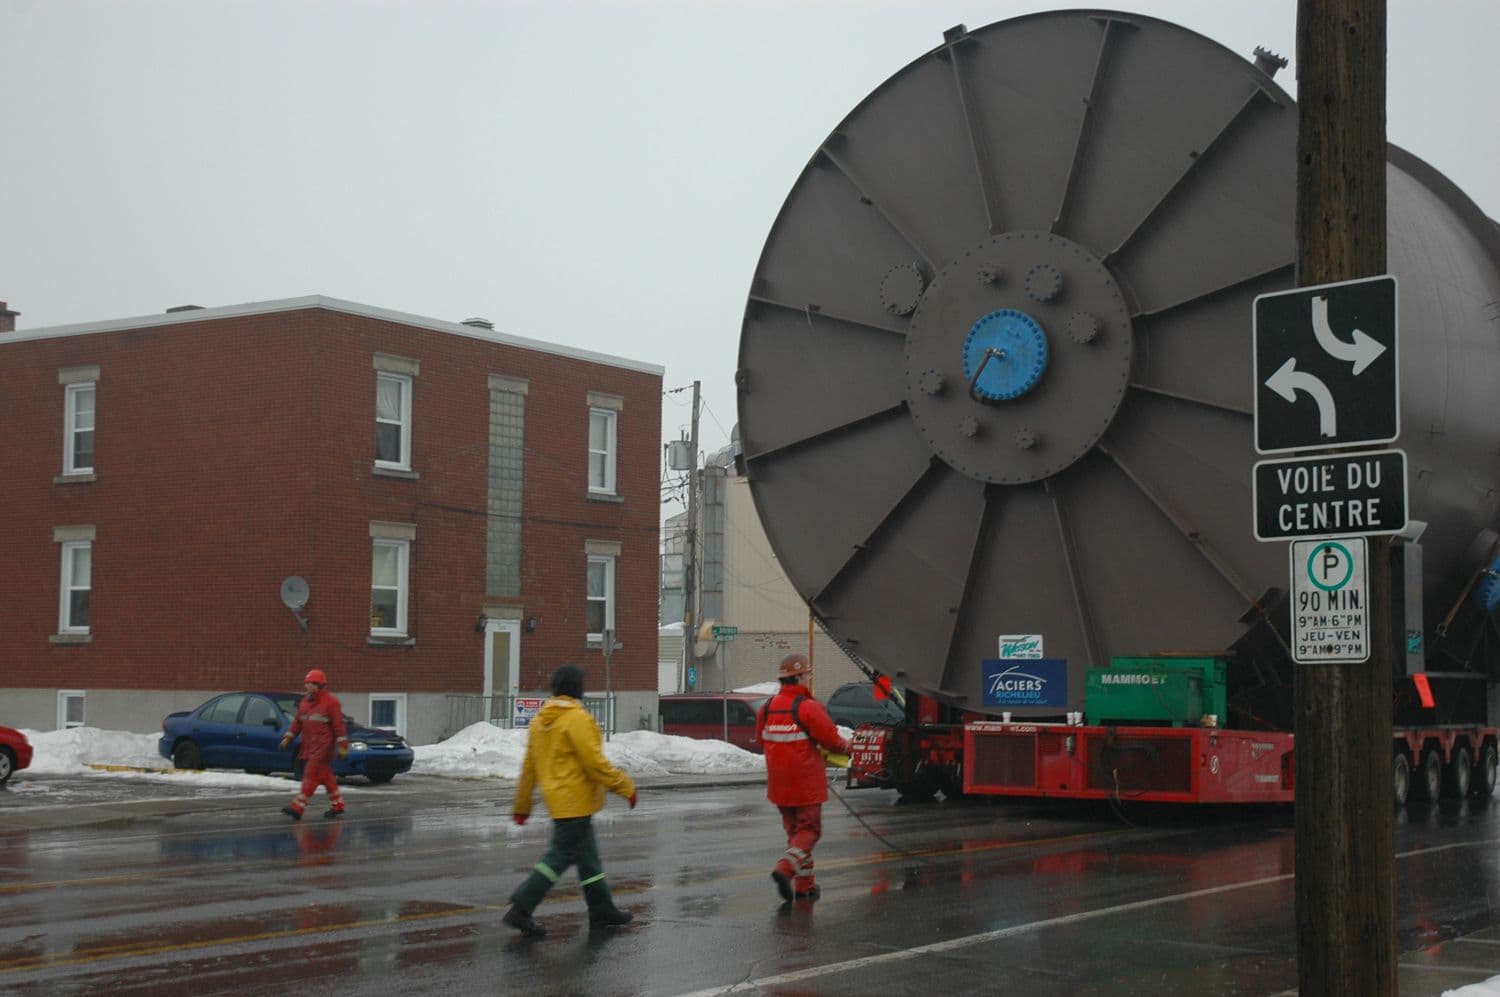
[1253,275,1398,454]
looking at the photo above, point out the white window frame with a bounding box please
[588,407,617,495]
[57,690,86,729]
[59,540,92,634]
[64,382,96,474]
[586,554,616,642]
[375,372,413,470]
[368,693,407,736]
[370,538,410,636]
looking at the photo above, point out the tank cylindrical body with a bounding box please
[736,10,1500,715]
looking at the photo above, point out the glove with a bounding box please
[513,813,528,826]
[627,791,638,809]
[279,735,292,751]
[337,744,349,760]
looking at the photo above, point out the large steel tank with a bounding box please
[736,9,1500,714]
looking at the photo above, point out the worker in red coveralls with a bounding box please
[278,668,349,820]
[756,653,851,902]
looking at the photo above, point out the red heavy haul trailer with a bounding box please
[733,10,1500,807]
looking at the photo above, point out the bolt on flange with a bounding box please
[1024,264,1063,303]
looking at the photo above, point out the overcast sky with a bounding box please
[4,1,1496,520]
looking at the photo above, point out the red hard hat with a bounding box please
[778,654,810,679]
[304,668,328,686]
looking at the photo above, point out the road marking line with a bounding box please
[1398,961,1500,976]
[0,905,503,973]
[669,872,1296,996]
[671,835,1500,995]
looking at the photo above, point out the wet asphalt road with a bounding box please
[3,773,1500,995]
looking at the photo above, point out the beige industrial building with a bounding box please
[661,440,866,697]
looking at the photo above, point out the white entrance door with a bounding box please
[482,618,521,723]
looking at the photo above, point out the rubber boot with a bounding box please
[584,880,632,926]
[771,859,795,902]
[503,905,546,938]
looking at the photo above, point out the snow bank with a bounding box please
[17,722,767,784]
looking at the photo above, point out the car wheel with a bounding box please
[367,773,395,784]
[0,747,13,786]
[172,741,203,770]
[293,758,306,782]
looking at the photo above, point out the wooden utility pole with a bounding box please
[680,381,701,691]
[1294,1,1394,993]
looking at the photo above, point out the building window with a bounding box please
[371,538,410,635]
[59,541,91,633]
[587,554,615,641]
[370,694,407,736]
[376,372,412,469]
[65,382,96,474]
[588,407,617,494]
[58,690,86,730]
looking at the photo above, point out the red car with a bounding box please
[658,692,769,753]
[0,726,33,786]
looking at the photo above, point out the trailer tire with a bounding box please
[1447,746,1473,799]
[1392,753,1411,809]
[896,769,940,802]
[1415,749,1443,804]
[1474,744,1498,800]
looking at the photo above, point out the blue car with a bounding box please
[159,691,414,783]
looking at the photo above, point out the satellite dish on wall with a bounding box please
[694,618,719,659]
[280,576,310,611]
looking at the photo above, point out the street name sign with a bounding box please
[1253,448,1407,541]
[1291,537,1369,664]
[1254,275,1398,454]
[711,625,738,642]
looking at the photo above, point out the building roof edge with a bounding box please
[0,295,666,377]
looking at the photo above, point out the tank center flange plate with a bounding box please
[904,231,1133,484]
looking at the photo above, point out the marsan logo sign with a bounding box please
[998,634,1043,658]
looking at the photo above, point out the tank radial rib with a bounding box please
[939,483,1004,693]
[742,403,908,465]
[1103,87,1282,268]
[1131,261,1294,321]
[1127,381,1250,417]
[747,295,907,338]
[938,28,1004,234]
[1130,262,1294,416]
[816,140,939,271]
[1052,16,1132,237]
[1044,476,1101,669]
[1095,440,1257,603]
[811,458,943,607]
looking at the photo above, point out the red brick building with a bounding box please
[0,297,663,744]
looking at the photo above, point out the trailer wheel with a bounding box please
[1392,753,1410,809]
[896,768,940,802]
[1415,749,1443,804]
[1474,744,1498,799]
[1446,746,1473,799]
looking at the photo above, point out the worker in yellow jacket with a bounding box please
[503,664,637,938]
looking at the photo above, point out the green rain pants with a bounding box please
[510,815,619,916]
